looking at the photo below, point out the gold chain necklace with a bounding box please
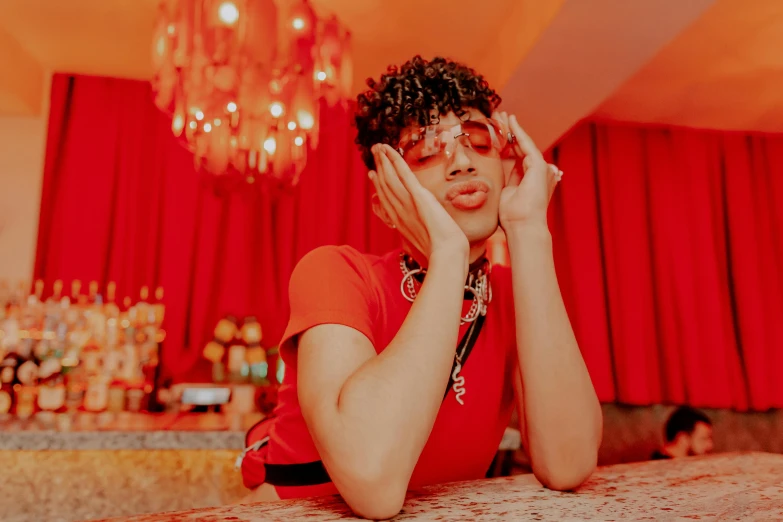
[398,253,491,325]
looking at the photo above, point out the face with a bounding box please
[687,422,714,456]
[395,109,507,245]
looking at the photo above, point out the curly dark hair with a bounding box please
[665,407,712,442]
[354,56,502,170]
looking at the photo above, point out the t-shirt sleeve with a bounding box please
[279,246,377,358]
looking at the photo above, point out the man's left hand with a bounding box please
[494,112,562,230]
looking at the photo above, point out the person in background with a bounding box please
[239,55,602,520]
[651,406,714,460]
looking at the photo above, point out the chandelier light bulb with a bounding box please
[294,136,304,147]
[292,17,305,30]
[226,101,237,113]
[269,102,284,118]
[287,121,297,131]
[218,1,240,25]
[203,122,213,133]
[172,114,185,135]
[194,110,204,121]
[297,110,314,130]
[263,137,277,155]
[315,71,327,81]
[155,36,167,57]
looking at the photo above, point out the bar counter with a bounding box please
[0,411,259,450]
[103,452,783,521]
[0,412,260,522]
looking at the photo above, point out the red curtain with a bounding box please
[34,73,398,382]
[35,75,783,410]
[550,122,783,411]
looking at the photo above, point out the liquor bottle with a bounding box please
[136,286,150,327]
[14,384,38,418]
[120,329,141,383]
[1,305,20,354]
[153,287,165,326]
[204,316,238,383]
[62,353,85,413]
[45,280,64,325]
[51,280,64,302]
[105,282,120,319]
[227,340,247,383]
[71,280,82,306]
[144,286,166,413]
[0,380,13,415]
[88,281,99,304]
[37,359,66,413]
[83,374,110,412]
[242,317,267,385]
[0,353,20,415]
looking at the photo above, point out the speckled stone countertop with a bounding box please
[0,412,262,450]
[103,452,783,521]
[0,413,520,452]
[0,449,248,522]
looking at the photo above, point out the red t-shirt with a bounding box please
[265,245,517,499]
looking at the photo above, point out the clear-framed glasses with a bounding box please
[396,118,511,172]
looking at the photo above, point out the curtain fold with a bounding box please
[551,123,783,410]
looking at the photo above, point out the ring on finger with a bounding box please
[507,132,516,144]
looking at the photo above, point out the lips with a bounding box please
[446,180,490,211]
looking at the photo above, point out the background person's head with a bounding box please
[664,406,714,456]
[354,56,505,247]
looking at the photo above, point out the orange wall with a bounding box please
[0,115,47,283]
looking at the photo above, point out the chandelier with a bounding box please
[151,0,352,186]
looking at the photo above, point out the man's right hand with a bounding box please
[369,144,469,265]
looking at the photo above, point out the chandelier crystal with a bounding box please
[151,0,352,186]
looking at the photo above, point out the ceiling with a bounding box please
[596,0,783,133]
[1,0,782,139]
[0,0,562,115]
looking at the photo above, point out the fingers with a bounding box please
[372,146,409,220]
[377,146,414,203]
[369,154,402,228]
[549,164,564,183]
[380,145,422,196]
[492,111,510,136]
[380,145,434,211]
[508,115,544,162]
[379,145,452,230]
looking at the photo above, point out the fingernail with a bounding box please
[368,170,374,180]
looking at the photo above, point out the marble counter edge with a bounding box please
[0,430,246,450]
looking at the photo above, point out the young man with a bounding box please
[651,407,714,460]
[240,56,602,519]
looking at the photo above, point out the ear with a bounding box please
[371,192,395,229]
[674,432,691,448]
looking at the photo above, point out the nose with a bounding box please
[446,140,475,178]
